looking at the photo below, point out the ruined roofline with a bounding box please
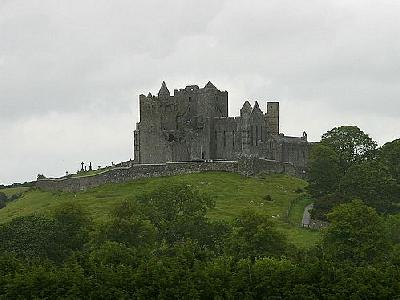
[141,81,228,99]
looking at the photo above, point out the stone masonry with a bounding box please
[134,81,308,170]
[36,81,309,192]
[36,158,298,192]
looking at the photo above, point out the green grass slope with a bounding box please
[0,172,320,248]
[0,187,30,198]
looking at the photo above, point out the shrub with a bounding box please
[0,198,5,209]
[263,194,273,202]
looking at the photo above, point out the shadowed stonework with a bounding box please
[134,81,308,169]
[37,82,309,192]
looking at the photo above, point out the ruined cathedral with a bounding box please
[133,81,308,170]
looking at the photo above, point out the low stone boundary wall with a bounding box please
[36,158,299,192]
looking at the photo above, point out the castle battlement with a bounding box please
[134,81,308,169]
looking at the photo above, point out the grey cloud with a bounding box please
[0,0,399,184]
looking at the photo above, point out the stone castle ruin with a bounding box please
[36,81,309,192]
[134,81,308,170]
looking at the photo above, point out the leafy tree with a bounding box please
[378,138,400,182]
[322,200,391,264]
[311,193,346,221]
[226,210,287,260]
[321,126,377,172]
[52,202,91,257]
[232,258,309,299]
[0,203,91,263]
[95,200,156,249]
[307,144,341,198]
[133,240,203,299]
[196,256,236,298]
[384,214,400,245]
[133,183,218,246]
[0,259,89,299]
[83,241,139,298]
[0,215,59,260]
[339,161,400,213]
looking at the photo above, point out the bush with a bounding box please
[0,192,6,209]
[226,209,288,260]
[9,193,22,201]
[263,194,273,202]
[0,203,91,263]
[0,198,5,209]
[294,188,304,194]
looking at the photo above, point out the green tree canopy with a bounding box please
[321,126,377,172]
[339,161,400,213]
[0,203,91,263]
[95,200,156,249]
[226,209,288,260]
[133,183,225,248]
[322,200,391,264]
[378,138,400,183]
[307,144,341,198]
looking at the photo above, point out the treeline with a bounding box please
[308,126,400,219]
[0,183,400,298]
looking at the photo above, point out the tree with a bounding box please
[95,200,156,249]
[378,138,400,183]
[0,203,92,263]
[0,215,59,260]
[339,161,400,213]
[52,202,91,256]
[322,200,390,264]
[307,144,341,198]
[321,126,377,172]
[311,193,346,221]
[226,209,288,260]
[133,183,217,246]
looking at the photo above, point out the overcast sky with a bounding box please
[1,0,399,184]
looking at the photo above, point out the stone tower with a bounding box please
[134,82,308,170]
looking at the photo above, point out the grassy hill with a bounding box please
[0,172,320,248]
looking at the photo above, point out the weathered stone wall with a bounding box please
[134,82,309,171]
[36,158,299,193]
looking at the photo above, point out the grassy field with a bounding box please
[0,172,320,248]
[0,187,30,198]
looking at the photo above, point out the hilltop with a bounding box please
[0,172,319,248]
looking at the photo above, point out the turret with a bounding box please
[158,81,170,98]
[204,81,217,89]
[251,101,263,117]
[240,101,252,118]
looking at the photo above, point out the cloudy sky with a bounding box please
[1,0,399,184]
